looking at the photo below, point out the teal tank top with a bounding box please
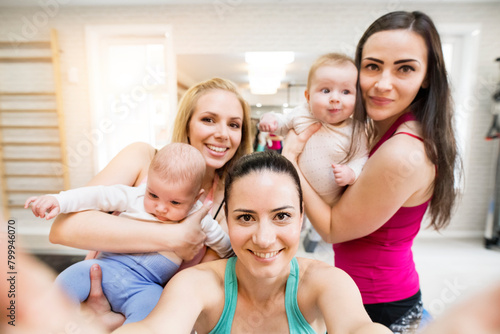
[208,257,317,334]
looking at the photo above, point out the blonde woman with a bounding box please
[49,77,253,329]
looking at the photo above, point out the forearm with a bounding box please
[50,211,184,253]
[294,161,335,243]
[112,322,154,334]
[352,322,392,334]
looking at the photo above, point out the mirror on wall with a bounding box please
[176,52,320,118]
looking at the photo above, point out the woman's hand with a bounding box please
[282,123,321,162]
[83,264,125,331]
[174,201,212,261]
[421,283,500,334]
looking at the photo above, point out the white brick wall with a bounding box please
[0,2,499,250]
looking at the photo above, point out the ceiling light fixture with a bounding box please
[245,52,294,95]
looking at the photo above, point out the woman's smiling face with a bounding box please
[226,170,303,279]
[187,89,243,173]
[359,29,428,123]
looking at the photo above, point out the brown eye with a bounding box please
[365,63,379,71]
[275,212,291,220]
[399,65,415,73]
[238,214,252,222]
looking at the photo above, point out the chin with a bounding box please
[208,158,231,171]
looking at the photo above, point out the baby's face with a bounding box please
[306,63,357,126]
[143,171,201,222]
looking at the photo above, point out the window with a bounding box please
[85,25,176,172]
[439,24,481,189]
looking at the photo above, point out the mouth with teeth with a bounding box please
[207,144,228,153]
[250,249,282,259]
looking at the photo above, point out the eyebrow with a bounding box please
[363,57,420,65]
[232,205,295,214]
[203,111,242,121]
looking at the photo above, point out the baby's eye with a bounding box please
[149,192,159,199]
[342,89,351,95]
[170,201,181,206]
[321,88,330,94]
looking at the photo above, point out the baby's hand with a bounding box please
[258,113,278,133]
[24,195,61,220]
[332,164,356,187]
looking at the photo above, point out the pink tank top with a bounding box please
[333,112,430,304]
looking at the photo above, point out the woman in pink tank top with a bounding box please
[283,11,460,333]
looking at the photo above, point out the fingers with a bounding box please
[177,203,211,261]
[191,201,214,222]
[267,124,278,133]
[85,250,100,261]
[84,263,125,331]
[24,196,38,209]
[300,122,322,141]
[45,207,60,220]
[25,195,59,219]
[258,122,269,132]
[87,264,105,301]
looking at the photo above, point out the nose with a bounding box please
[156,202,168,214]
[214,124,229,141]
[375,70,393,91]
[252,220,276,249]
[329,91,340,103]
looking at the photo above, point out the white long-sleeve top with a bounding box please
[53,183,233,260]
[269,103,368,206]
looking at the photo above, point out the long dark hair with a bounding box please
[351,11,460,230]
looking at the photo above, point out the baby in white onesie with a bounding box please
[25,143,232,323]
[259,53,368,206]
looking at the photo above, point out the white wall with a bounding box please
[0,2,499,251]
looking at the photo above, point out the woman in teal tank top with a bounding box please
[113,152,391,334]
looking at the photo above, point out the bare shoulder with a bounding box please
[296,257,363,329]
[171,259,226,290]
[168,259,227,310]
[122,141,157,161]
[377,134,427,167]
[297,257,353,290]
[369,123,433,183]
[88,142,157,187]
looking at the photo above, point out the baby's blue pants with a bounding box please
[55,252,179,324]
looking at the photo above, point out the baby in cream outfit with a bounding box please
[259,53,368,206]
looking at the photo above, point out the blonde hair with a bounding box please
[149,143,206,191]
[307,53,356,91]
[171,78,253,178]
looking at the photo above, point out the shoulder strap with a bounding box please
[285,258,317,334]
[208,257,238,334]
[393,131,424,142]
[369,112,417,157]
